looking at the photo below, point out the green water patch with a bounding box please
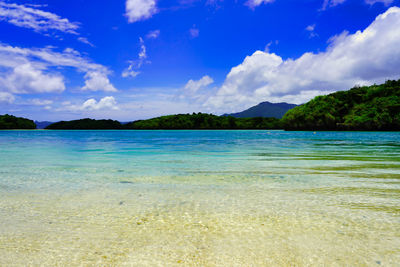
[300,170,400,179]
[343,203,400,215]
[300,187,400,198]
[307,163,400,172]
[251,152,400,162]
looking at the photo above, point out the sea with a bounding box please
[0,130,399,266]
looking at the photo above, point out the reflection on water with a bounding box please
[0,130,399,265]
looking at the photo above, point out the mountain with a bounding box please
[282,80,400,131]
[222,101,297,119]
[0,114,36,129]
[34,121,54,129]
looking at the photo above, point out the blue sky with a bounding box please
[0,0,399,121]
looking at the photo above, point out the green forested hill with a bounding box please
[282,80,400,131]
[45,114,282,130]
[0,114,36,129]
[125,113,282,129]
[46,118,123,129]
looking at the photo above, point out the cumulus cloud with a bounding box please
[62,96,119,111]
[0,1,79,34]
[206,7,400,112]
[82,72,117,92]
[125,0,157,23]
[0,92,15,103]
[0,44,116,94]
[2,63,65,93]
[185,75,214,93]
[82,96,118,110]
[245,0,274,9]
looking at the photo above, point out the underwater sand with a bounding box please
[0,130,399,266]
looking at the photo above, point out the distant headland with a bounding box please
[45,115,282,130]
[282,80,400,131]
[0,114,36,129]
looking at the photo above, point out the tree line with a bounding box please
[45,114,283,130]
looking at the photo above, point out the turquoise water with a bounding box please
[0,130,399,265]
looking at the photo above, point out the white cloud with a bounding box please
[245,0,274,9]
[0,44,116,94]
[322,0,393,10]
[0,92,15,103]
[306,24,315,32]
[31,99,53,106]
[189,27,199,38]
[146,29,160,39]
[365,0,394,4]
[2,63,65,93]
[82,96,119,111]
[0,1,79,34]
[122,37,148,78]
[138,37,147,62]
[82,72,117,92]
[63,96,119,111]
[206,7,400,112]
[305,24,318,38]
[122,66,140,78]
[321,0,346,10]
[77,37,94,47]
[0,45,109,74]
[184,75,214,93]
[125,0,157,23]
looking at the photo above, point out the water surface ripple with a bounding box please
[0,130,399,266]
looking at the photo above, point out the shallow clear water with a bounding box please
[0,130,399,266]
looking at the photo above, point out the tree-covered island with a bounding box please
[45,114,282,130]
[0,114,36,129]
[282,80,400,131]
[45,118,123,130]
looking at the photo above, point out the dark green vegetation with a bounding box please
[125,113,282,129]
[283,80,400,131]
[46,118,122,129]
[46,114,282,130]
[223,101,297,119]
[0,114,36,129]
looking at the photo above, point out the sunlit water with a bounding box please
[0,130,399,266]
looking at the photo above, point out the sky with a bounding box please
[0,0,399,121]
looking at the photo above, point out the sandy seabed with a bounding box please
[1,179,399,266]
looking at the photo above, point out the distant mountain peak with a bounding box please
[34,121,54,129]
[222,101,297,119]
